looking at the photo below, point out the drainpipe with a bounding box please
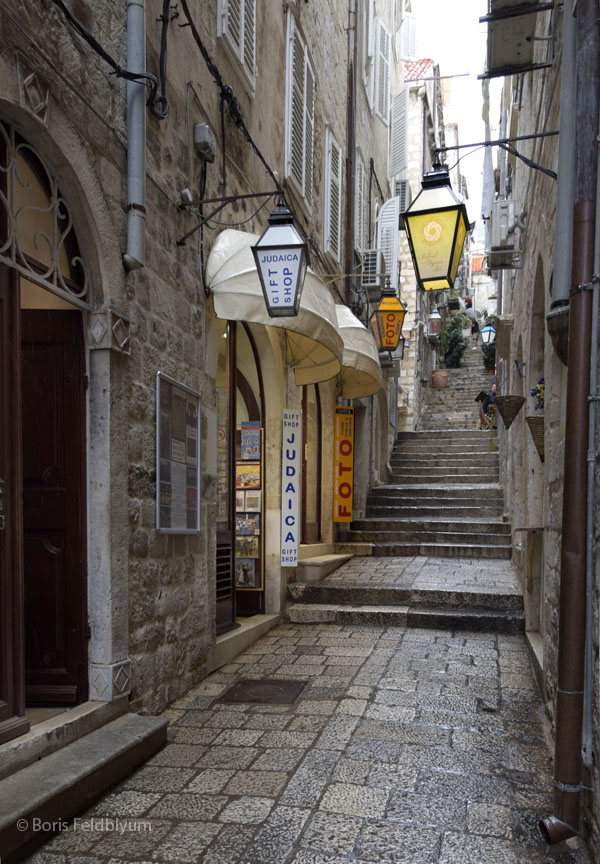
[540,0,599,844]
[547,5,577,363]
[344,0,357,307]
[123,0,146,271]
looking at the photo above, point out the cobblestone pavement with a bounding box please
[25,619,590,862]
[323,556,521,595]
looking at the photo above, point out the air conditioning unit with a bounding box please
[488,199,520,269]
[394,179,412,229]
[361,249,385,291]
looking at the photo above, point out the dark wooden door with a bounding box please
[21,310,87,704]
[0,268,30,743]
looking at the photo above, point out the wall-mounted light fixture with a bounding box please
[251,198,309,317]
[481,324,497,344]
[370,278,408,354]
[402,161,469,292]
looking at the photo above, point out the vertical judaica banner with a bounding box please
[281,410,301,565]
[334,406,354,522]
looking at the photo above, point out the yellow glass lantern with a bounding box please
[370,280,407,353]
[403,163,469,292]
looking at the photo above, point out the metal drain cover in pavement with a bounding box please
[218,679,307,704]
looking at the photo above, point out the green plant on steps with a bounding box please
[482,339,496,372]
[443,312,470,368]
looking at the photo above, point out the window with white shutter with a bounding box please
[376,197,401,291]
[375,19,391,125]
[389,86,409,178]
[362,0,375,110]
[285,11,316,209]
[324,129,343,262]
[400,13,417,61]
[355,153,367,252]
[217,0,256,93]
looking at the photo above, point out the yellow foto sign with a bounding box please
[334,406,354,522]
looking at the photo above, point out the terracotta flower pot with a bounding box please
[431,369,449,389]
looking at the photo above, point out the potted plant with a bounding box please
[526,376,545,461]
[447,289,460,311]
[443,312,470,368]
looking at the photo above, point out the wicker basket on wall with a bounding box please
[526,414,545,462]
[494,395,525,430]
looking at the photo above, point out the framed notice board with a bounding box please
[234,423,264,590]
[156,372,201,532]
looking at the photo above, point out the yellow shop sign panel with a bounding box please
[334,406,354,523]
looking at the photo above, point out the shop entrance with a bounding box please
[216,321,265,632]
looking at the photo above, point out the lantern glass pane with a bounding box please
[449,211,468,283]
[405,209,459,281]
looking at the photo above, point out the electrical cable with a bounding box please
[154,1,177,119]
[48,0,167,119]
[498,142,557,181]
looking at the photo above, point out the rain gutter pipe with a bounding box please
[540,0,598,844]
[123,0,146,271]
[344,0,357,308]
[548,4,577,360]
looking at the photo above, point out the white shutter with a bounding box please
[285,11,314,208]
[400,13,417,61]
[355,154,367,251]
[395,179,412,215]
[375,19,391,124]
[376,197,400,291]
[389,87,409,178]
[217,0,256,90]
[362,0,375,109]
[325,129,342,261]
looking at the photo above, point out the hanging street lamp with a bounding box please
[370,278,408,354]
[402,161,470,292]
[251,197,309,317]
[427,309,442,339]
[480,324,496,344]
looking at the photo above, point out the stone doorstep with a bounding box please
[0,699,128,782]
[207,613,281,674]
[295,553,353,583]
[0,713,168,864]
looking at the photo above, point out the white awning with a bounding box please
[335,305,383,399]
[206,229,343,386]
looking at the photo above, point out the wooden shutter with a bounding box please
[362,0,375,109]
[389,86,409,178]
[355,154,367,251]
[400,13,417,61]
[375,19,391,124]
[376,197,400,291]
[325,130,342,261]
[218,0,256,90]
[286,12,314,207]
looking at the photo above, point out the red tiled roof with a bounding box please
[404,59,433,82]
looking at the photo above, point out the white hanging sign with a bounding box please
[281,410,301,566]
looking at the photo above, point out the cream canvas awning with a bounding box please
[335,304,383,399]
[206,229,343,386]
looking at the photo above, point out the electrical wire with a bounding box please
[498,143,557,181]
[48,0,167,120]
[154,1,177,119]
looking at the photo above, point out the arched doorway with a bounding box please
[0,122,88,743]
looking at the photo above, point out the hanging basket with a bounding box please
[494,395,525,430]
[526,414,545,462]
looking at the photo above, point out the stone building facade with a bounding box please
[490,1,599,855]
[0,0,411,763]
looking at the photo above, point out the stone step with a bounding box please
[389,474,498,485]
[390,457,498,469]
[0,713,168,864]
[351,518,511,535]
[369,542,512,559]
[365,505,504,518]
[296,553,353,583]
[397,430,492,440]
[287,582,523,610]
[286,603,524,633]
[368,484,503,500]
[347,530,511,546]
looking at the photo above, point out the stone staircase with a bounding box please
[287,347,522,633]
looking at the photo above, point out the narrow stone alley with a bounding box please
[21,356,590,864]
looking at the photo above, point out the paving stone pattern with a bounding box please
[25,622,589,864]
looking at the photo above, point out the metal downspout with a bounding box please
[344,0,357,307]
[540,0,599,844]
[123,0,146,271]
